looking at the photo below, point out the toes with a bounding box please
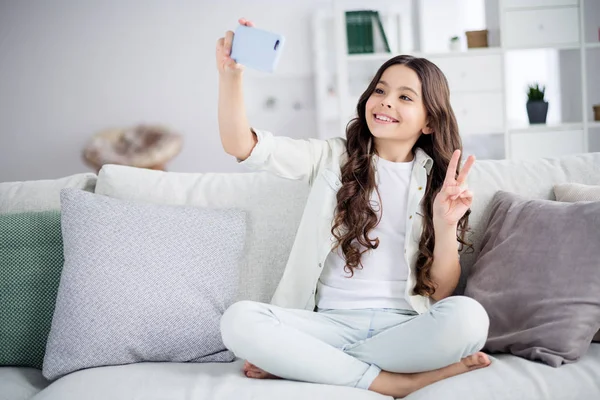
[243,361,258,373]
[246,370,267,379]
[464,352,490,369]
[464,354,477,367]
[473,352,490,365]
[245,370,258,378]
[483,354,492,366]
[478,353,491,366]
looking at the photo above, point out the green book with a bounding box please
[345,11,363,54]
[346,11,372,54]
[345,10,390,54]
[363,11,374,53]
[372,11,390,53]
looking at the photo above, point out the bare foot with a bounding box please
[369,352,491,398]
[242,360,281,379]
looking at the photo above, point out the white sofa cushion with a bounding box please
[0,367,48,400]
[29,345,600,400]
[0,173,97,213]
[94,165,309,304]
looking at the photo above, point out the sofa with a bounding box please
[1,150,600,400]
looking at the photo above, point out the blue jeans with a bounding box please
[220,296,489,390]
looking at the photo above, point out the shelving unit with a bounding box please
[312,0,600,160]
[583,0,600,152]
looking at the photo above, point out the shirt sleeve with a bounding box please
[236,128,340,186]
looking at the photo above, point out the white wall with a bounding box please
[0,0,326,182]
[1,0,594,182]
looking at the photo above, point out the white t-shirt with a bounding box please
[316,154,415,311]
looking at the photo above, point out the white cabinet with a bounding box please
[510,130,584,160]
[428,52,505,137]
[503,7,580,48]
[451,92,505,135]
[428,54,503,92]
[503,0,578,8]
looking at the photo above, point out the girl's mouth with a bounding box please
[373,113,399,124]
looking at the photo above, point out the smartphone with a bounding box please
[230,25,285,73]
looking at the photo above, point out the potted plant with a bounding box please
[526,83,548,124]
[449,36,461,51]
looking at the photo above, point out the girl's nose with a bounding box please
[381,102,391,108]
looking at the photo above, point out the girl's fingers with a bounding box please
[444,185,468,199]
[458,190,473,202]
[224,30,234,55]
[216,38,225,55]
[457,155,476,185]
[448,186,471,201]
[444,150,461,186]
[239,18,255,27]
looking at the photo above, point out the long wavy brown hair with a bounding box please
[330,55,474,298]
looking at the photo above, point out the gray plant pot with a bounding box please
[526,101,549,124]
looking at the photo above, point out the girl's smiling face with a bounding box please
[365,64,433,144]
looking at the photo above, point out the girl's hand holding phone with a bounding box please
[216,18,255,76]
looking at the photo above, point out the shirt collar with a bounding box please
[414,147,434,175]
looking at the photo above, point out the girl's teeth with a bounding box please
[375,115,396,122]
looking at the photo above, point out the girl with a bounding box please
[216,18,491,399]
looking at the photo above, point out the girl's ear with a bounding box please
[422,116,433,135]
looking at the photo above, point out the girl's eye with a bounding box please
[374,88,384,94]
[400,95,412,101]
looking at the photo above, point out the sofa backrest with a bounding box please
[457,151,600,294]
[0,173,97,213]
[96,152,600,303]
[95,165,309,303]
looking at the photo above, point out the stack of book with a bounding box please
[345,10,390,54]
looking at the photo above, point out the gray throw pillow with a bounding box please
[464,190,600,367]
[42,188,246,381]
[554,182,600,343]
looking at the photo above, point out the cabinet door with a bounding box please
[451,92,505,135]
[504,8,580,48]
[429,55,503,92]
[510,130,584,160]
[503,0,578,8]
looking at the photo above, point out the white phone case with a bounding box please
[230,25,285,73]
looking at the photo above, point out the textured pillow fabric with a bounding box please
[42,188,246,381]
[554,182,600,343]
[465,190,600,367]
[0,211,63,368]
[554,182,600,203]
